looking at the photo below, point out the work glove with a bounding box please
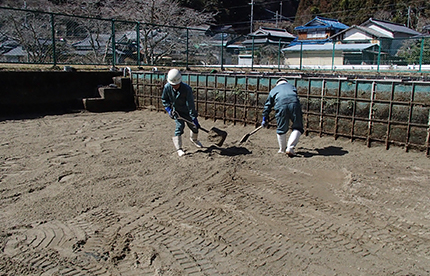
[192,118,200,129]
[261,117,268,128]
[165,106,177,119]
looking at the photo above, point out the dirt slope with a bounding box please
[1,109,429,275]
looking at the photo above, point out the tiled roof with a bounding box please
[3,46,27,56]
[250,27,295,39]
[362,18,421,36]
[331,25,392,39]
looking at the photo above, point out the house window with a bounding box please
[307,30,326,38]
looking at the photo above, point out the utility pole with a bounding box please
[23,1,28,27]
[250,0,254,33]
[280,1,283,22]
[407,6,411,28]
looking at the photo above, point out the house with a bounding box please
[331,18,422,58]
[282,17,423,66]
[0,45,28,63]
[292,16,349,45]
[423,25,430,35]
[242,27,295,47]
[72,33,132,63]
[239,27,295,65]
[331,25,392,44]
[0,36,22,62]
[282,16,351,66]
[360,18,422,39]
[72,34,111,54]
[0,35,19,54]
[282,43,379,66]
[194,25,243,65]
[0,36,58,63]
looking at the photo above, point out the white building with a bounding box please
[282,18,423,67]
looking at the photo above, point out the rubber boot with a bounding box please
[286,130,301,157]
[190,130,203,148]
[172,136,185,156]
[277,133,287,153]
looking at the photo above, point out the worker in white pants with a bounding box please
[261,77,304,157]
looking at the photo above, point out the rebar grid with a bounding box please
[133,72,430,156]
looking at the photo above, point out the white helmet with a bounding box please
[276,77,288,86]
[167,69,182,85]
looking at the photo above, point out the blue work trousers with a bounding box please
[174,113,198,136]
[275,102,304,135]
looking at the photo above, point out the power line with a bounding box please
[211,0,429,31]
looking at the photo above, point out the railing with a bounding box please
[1,7,430,73]
[133,71,430,156]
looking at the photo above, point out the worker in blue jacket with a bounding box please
[261,77,304,157]
[162,69,202,156]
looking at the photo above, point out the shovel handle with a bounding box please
[248,125,263,135]
[198,126,210,133]
[250,116,275,134]
[239,117,275,143]
[176,115,209,133]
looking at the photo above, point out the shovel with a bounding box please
[176,115,227,147]
[239,117,275,144]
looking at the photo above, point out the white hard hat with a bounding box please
[276,77,288,85]
[167,69,182,85]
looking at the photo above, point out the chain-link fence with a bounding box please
[1,7,430,73]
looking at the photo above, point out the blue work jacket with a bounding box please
[161,82,198,120]
[262,82,300,118]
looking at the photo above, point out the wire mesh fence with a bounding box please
[2,7,430,73]
[133,71,430,155]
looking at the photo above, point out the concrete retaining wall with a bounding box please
[0,71,123,116]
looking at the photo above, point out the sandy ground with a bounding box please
[1,109,430,276]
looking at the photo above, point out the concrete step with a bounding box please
[83,77,135,112]
[82,97,134,112]
[98,87,127,101]
[113,77,131,90]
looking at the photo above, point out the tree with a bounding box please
[0,0,215,65]
[50,0,215,65]
[397,37,430,65]
[0,2,59,63]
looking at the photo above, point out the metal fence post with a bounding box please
[278,39,281,71]
[136,22,141,66]
[377,38,381,73]
[300,41,303,70]
[186,28,190,70]
[221,32,224,71]
[331,40,335,71]
[111,19,116,67]
[251,36,255,70]
[419,37,424,73]
[50,13,56,66]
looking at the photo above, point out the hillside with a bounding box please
[295,0,430,31]
[178,0,430,33]
[0,0,428,33]
[179,0,300,33]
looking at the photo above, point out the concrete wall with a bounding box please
[284,51,344,66]
[0,71,122,116]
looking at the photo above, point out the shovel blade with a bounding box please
[207,127,227,147]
